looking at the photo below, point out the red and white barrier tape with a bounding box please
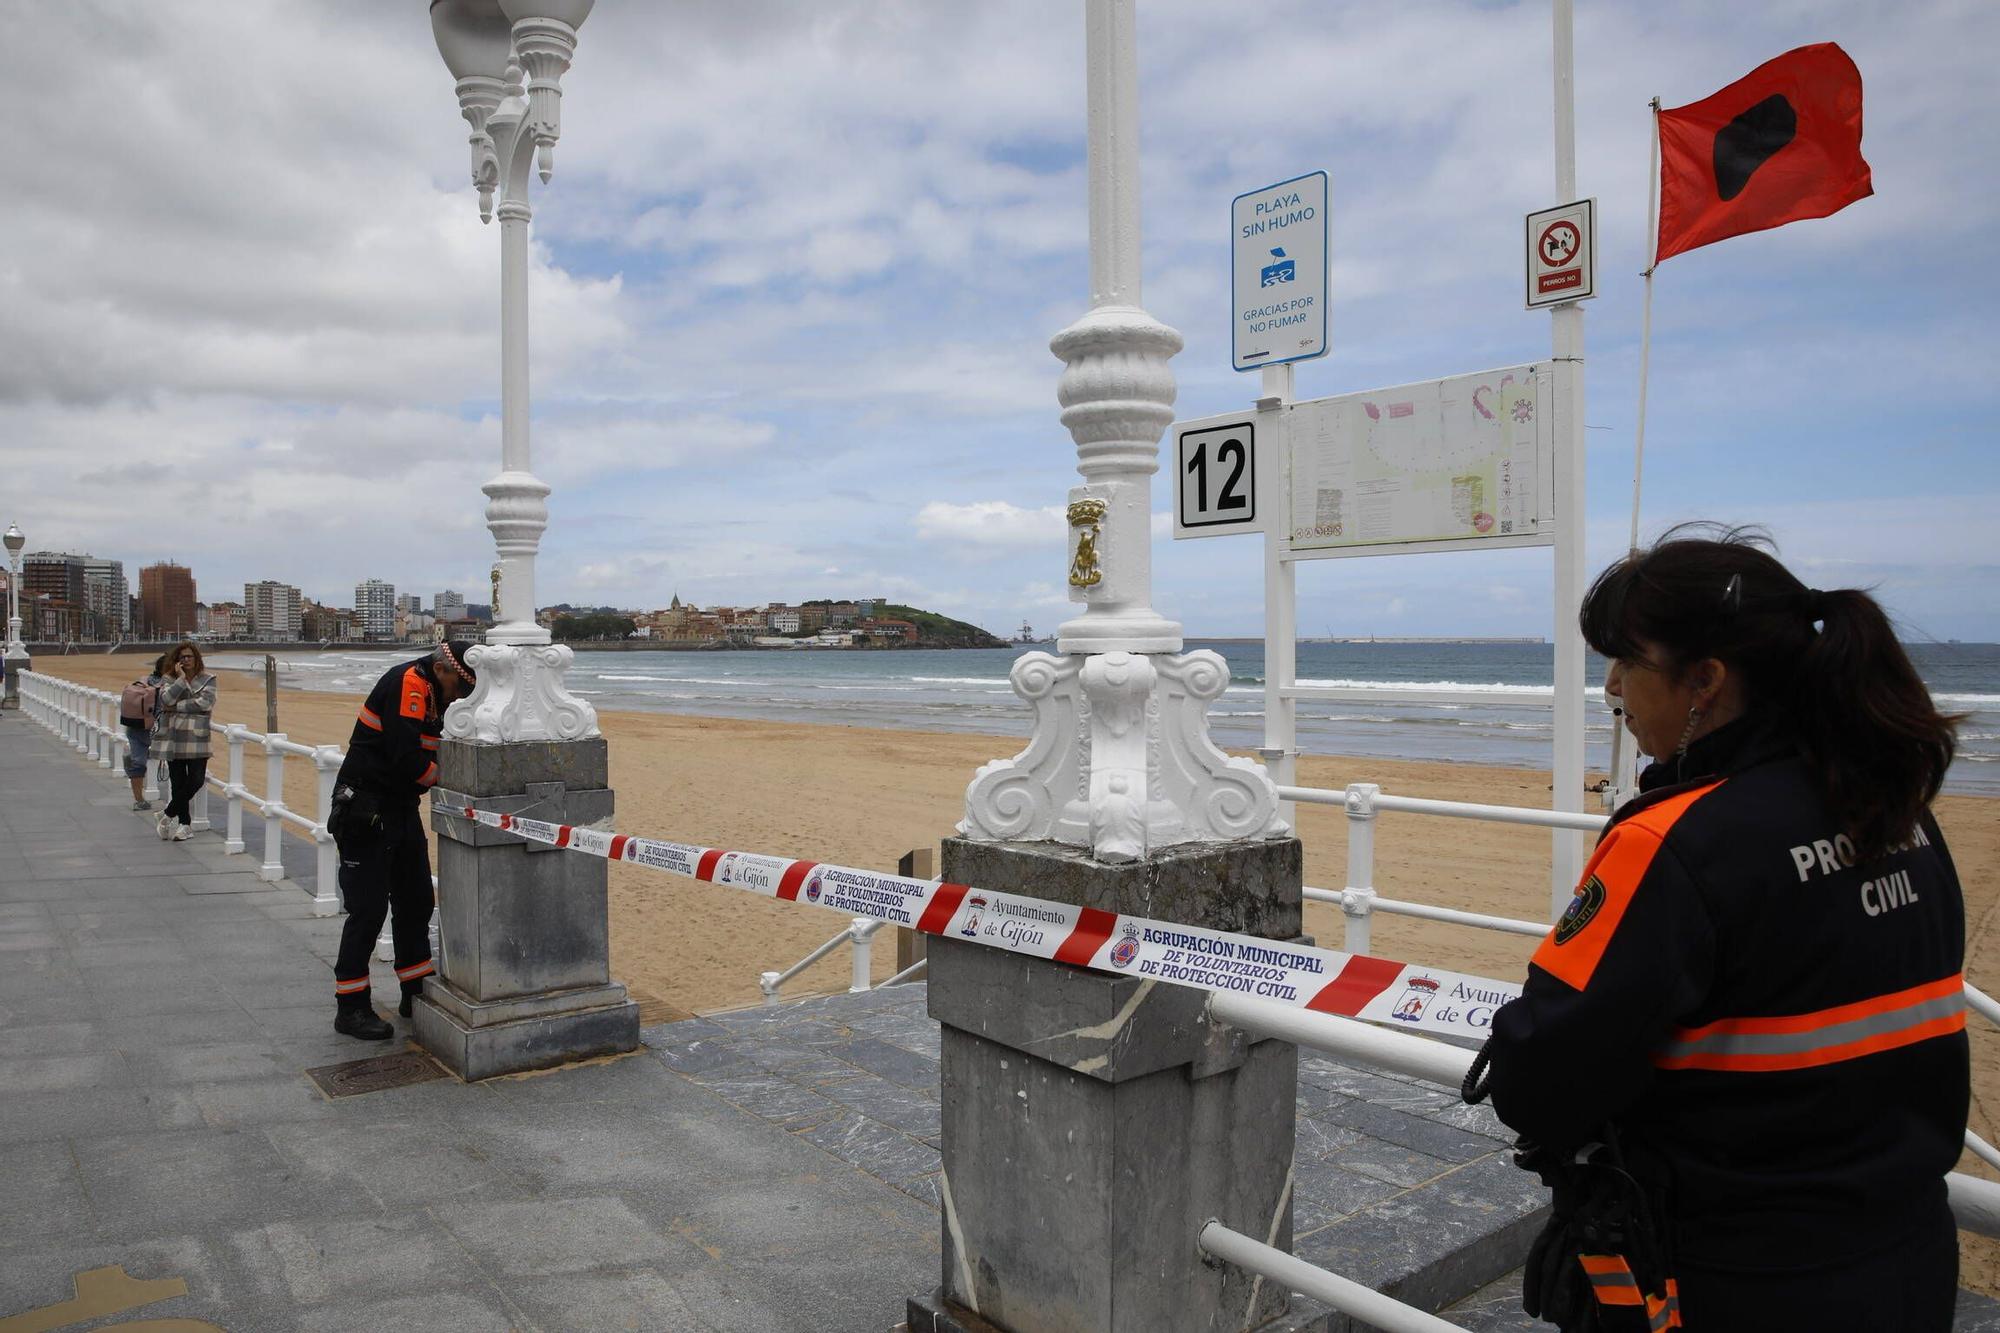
[452,805,1523,1040]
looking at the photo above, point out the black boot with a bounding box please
[335,1007,394,1041]
[398,988,418,1019]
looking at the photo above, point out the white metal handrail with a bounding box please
[20,670,341,916]
[1303,885,1548,942]
[1198,1220,1462,1333]
[760,917,883,1007]
[1211,989,2000,1241]
[1279,780,1606,956]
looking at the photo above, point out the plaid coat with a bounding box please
[155,673,217,761]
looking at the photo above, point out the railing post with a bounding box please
[759,970,783,1007]
[849,918,876,993]
[93,691,112,767]
[259,734,287,880]
[191,766,212,833]
[1343,782,1380,954]
[310,745,343,917]
[222,725,246,852]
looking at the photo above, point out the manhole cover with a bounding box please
[305,1051,447,1098]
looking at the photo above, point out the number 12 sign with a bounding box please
[1173,419,1260,540]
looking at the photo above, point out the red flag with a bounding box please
[1654,42,1872,264]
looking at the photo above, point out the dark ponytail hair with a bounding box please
[1579,523,1959,862]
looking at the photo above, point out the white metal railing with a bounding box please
[760,917,889,1006]
[1280,780,1607,955]
[20,670,341,915]
[1212,990,2000,1236]
[1198,1220,1462,1333]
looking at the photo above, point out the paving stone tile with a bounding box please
[648,1033,757,1077]
[1292,1156,1403,1233]
[800,1110,941,1185]
[1319,1096,1502,1163]
[0,1085,167,1145]
[295,1286,525,1333]
[0,1051,131,1093]
[494,1267,711,1333]
[1327,1132,1460,1190]
[483,1048,683,1104]
[261,1120,536,1211]
[699,1072,844,1130]
[71,1126,384,1240]
[818,1070,943,1140]
[434,1196,674,1278]
[0,1139,96,1248]
[121,1040,292,1086]
[0,930,63,950]
[823,1034,939,1089]
[0,1019,105,1058]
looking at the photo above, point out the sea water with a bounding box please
[215,640,2000,796]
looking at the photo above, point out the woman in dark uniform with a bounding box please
[1481,525,1967,1331]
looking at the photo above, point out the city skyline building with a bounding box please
[354,578,396,641]
[245,580,304,641]
[82,558,130,636]
[139,562,198,638]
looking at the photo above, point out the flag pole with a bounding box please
[1629,96,1662,553]
[1607,96,1662,808]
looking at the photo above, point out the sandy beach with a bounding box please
[33,650,2000,1288]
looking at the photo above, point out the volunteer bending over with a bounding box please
[1481,526,1967,1331]
[327,641,477,1041]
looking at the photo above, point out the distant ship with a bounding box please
[1013,620,1049,646]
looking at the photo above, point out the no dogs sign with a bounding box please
[1525,198,1596,308]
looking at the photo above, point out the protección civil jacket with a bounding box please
[1483,716,1968,1272]
[334,656,446,805]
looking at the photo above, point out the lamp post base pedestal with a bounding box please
[918,835,1303,1332]
[421,735,638,1080]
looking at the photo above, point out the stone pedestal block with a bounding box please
[415,736,638,1080]
[912,836,1303,1333]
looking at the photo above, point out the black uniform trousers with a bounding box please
[1672,1201,1957,1332]
[331,799,434,1010]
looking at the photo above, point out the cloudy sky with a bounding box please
[5,1,1995,640]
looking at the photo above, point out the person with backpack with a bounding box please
[119,654,169,811]
[155,640,217,841]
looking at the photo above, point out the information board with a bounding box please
[1286,365,1554,556]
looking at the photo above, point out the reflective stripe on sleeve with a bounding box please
[420,735,439,751]
[418,762,439,788]
[358,706,382,731]
[1653,972,1966,1072]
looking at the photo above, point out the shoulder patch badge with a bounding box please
[1553,875,1606,945]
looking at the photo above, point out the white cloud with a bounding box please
[2,0,1994,642]
[915,501,1064,547]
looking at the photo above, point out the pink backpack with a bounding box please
[120,680,158,728]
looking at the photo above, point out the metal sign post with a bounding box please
[1546,0,1589,915]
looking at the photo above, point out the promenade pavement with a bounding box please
[7,708,1998,1332]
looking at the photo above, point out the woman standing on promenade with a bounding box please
[1480,526,1967,1331]
[154,641,216,841]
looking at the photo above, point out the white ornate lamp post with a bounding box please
[960,1,1284,863]
[418,0,635,1081]
[916,8,1301,1329]
[3,523,26,708]
[430,0,597,745]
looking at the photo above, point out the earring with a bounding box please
[1674,705,1703,758]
